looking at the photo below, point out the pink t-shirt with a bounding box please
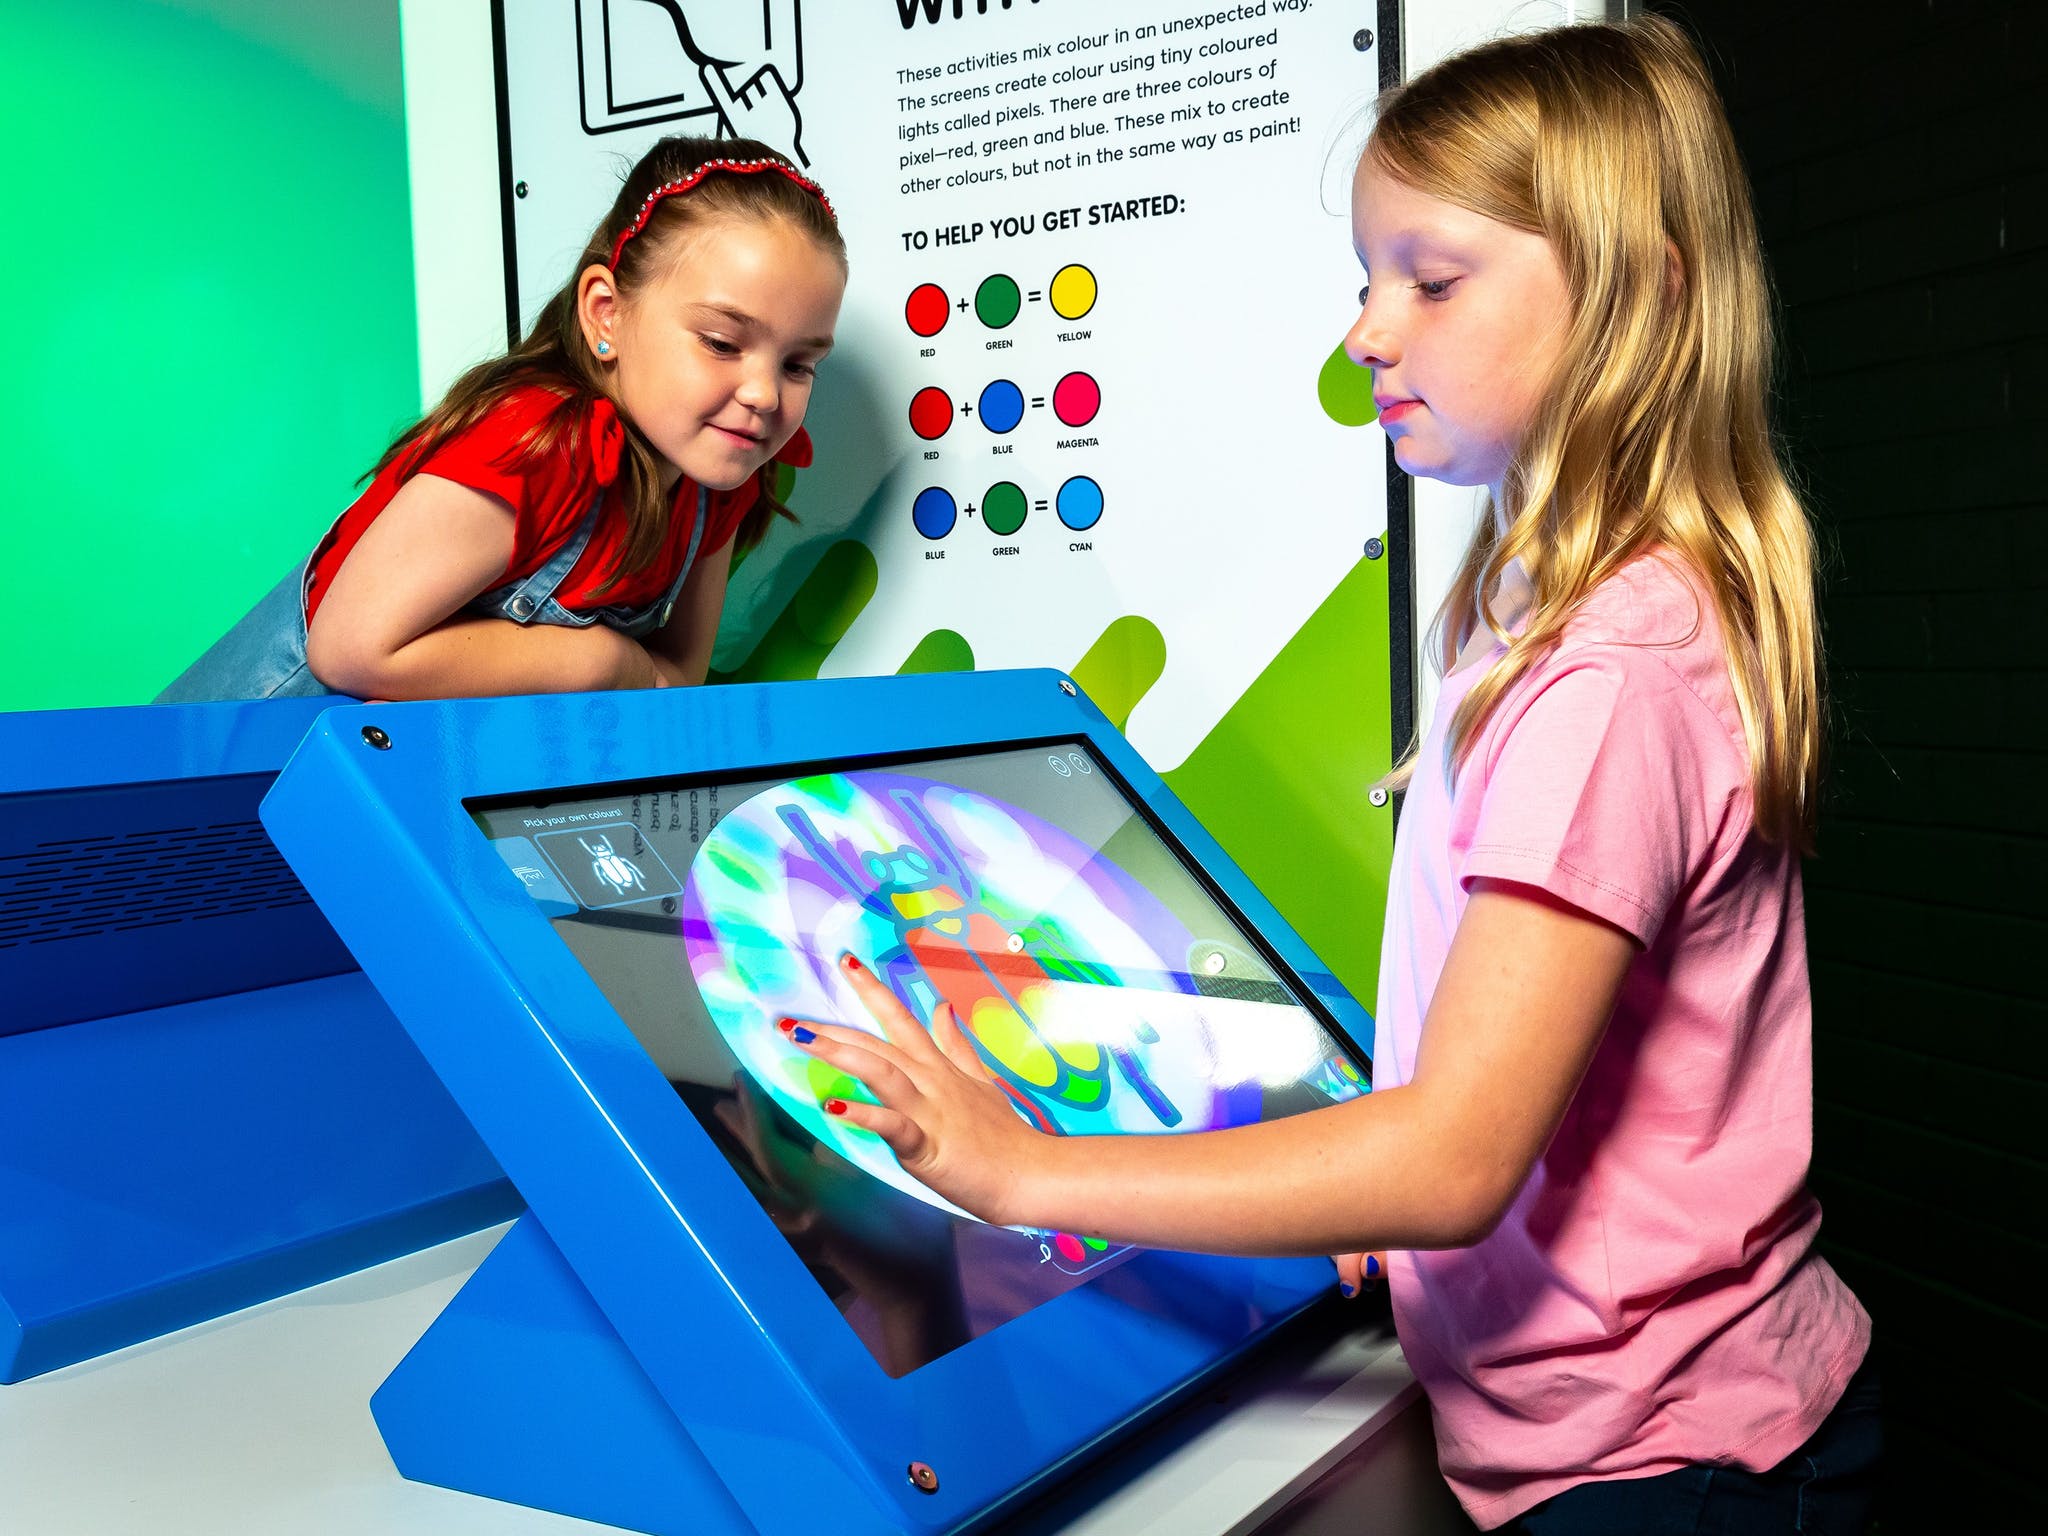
[1374,550,1869,1528]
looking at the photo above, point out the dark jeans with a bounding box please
[1503,1352,1882,1535]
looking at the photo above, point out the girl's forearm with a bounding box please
[320,615,661,699]
[1013,1082,1496,1256]
[999,892,1634,1257]
[645,651,699,689]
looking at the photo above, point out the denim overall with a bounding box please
[155,488,707,703]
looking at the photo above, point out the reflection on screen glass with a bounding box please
[471,743,1367,1378]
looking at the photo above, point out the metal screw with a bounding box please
[1058,678,1077,696]
[908,1461,940,1494]
[514,180,529,199]
[1363,537,1385,560]
[362,726,392,751]
[1367,786,1390,808]
[1353,28,1374,51]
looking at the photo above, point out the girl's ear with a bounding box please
[576,263,622,362]
[1664,237,1686,308]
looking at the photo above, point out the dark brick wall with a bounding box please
[1650,0,2046,1521]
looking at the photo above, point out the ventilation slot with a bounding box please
[0,821,315,949]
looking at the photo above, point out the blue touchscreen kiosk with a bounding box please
[0,698,512,1382]
[262,671,1373,1535]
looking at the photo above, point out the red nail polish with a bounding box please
[823,1098,847,1116]
[776,1017,797,1034]
[841,953,864,973]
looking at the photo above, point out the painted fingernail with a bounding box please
[841,953,864,973]
[1340,1283,1356,1298]
[791,1026,816,1044]
[823,1098,847,1116]
[776,1017,797,1034]
[1365,1255,1382,1280]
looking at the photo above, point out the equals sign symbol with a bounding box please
[1028,290,1043,301]
[1031,397,1046,408]
[1033,500,1048,510]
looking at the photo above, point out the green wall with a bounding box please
[1,0,420,712]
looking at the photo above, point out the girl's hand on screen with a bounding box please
[784,953,1045,1227]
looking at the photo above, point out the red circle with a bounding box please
[909,386,953,440]
[1052,371,1100,428]
[1054,1232,1086,1263]
[905,283,949,337]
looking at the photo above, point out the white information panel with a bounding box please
[499,0,1389,769]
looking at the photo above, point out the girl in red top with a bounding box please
[159,134,845,702]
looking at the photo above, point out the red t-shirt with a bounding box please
[304,386,812,623]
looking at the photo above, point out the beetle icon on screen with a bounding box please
[581,835,647,898]
[536,823,683,910]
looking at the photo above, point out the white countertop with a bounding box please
[0,1225,1470,1536]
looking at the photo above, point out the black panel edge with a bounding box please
[491,0,521,347]
[1376,1,1417,783]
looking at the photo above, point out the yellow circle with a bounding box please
[1049,263,1097,321]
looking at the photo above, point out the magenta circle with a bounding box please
[1052,371,1100,428]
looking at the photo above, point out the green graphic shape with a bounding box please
[1163,552,1395,1008]
[713,540,878,684]
[1069,616,1167,734]
[897,629,975,675]
[975,273,1022,329]
[982,481,1028,537]
[1317,344,1378,427]
[731,461,804,579]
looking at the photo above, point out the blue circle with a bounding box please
[978,379,1025,434]
[1056,475,1104,531]
[912,487,957,540]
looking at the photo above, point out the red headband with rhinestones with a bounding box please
[608,157,836,270]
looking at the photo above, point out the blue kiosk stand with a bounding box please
[261,671,1377,1536]
[0,699,517,1382]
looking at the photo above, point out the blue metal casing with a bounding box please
[0,699,517,1381]
[260,672,1373,1535]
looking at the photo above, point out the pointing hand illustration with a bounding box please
[702,61,809,168]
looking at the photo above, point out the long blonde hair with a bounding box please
[1377,16,1822,848]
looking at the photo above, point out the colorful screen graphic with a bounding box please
[472,744,1366,1377]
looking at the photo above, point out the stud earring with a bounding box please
[596,340,611,355]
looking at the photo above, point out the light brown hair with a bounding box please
[1375,17,1822,847]
[372,135,846,590]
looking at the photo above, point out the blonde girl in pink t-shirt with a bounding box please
[787,16,1877,1530]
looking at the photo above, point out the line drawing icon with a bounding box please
[581,834,647,897]
[576,1,809,166]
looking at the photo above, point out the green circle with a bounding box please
[982,481,1028,536]
[975,273,1022,329]
[1317,342,1378,427]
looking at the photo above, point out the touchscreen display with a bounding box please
[470,743,1366,1377]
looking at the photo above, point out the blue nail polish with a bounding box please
[1365,1255,1381,1280]
[791,1026,816,1044]
[1340,1283,1356,1298]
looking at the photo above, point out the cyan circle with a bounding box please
[1056,475,1104,531]
[912,487,957,540]
[979,379,1025,434]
